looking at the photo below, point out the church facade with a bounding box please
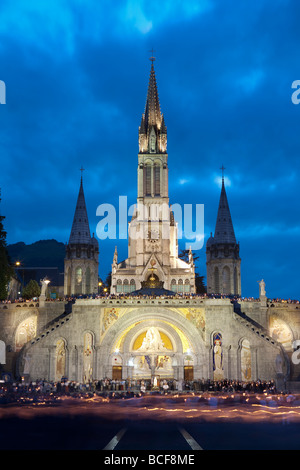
[1,61,299,391]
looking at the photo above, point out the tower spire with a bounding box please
[139,57,167,154]
[68,172,91,245]
[206,169,241,296]
[64,170,99,296]
[214,174,236,244]
[144,58,161,129]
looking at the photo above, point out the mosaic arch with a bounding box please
[112,320,192,355]
[15,316,37,352]
[269,316,293,351]
[110,321,195,380]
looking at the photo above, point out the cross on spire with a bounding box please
[80,166,85,182]
[149,48,156,64]
[220,165,226,182]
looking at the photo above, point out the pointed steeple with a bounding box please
[206,167,241,296]
[68,174,91,245]
[213,177,236,244]
[139,57,167,154]
[144,61,162,130]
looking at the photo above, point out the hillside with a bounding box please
[7,239,65,271]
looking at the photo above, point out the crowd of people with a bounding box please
[0,376,283,404]
[1,292,299,305]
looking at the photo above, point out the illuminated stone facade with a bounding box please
[1,61,300,391]
[1,296,299,390]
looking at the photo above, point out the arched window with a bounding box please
[116,279,122,293]
[123,279,129,293]
[234,267,238,295]
[222,266,231,294]
[184,279,190,293]
[178,279,183,293]
[66,267,71,296]
[75,267,83,295]
[154,163,160,196]
[144,164,152,196]
[241,339,251,381]
[130,279,136,293]
[214,267,219,293]
[85,267,91,294]
[171,279,177,292]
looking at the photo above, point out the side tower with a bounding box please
[206,170,241,296]
[64,173,99,296]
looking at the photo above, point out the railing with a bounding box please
[73,297,234,307]
[0,302,40,309]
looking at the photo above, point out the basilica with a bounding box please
[0,60,299,391]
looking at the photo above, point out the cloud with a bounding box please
[236,69,265,94]
[0,0,299,299]
[119,0,213,34]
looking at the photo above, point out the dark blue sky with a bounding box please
[0,0,300,300]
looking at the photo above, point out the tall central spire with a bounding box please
[139,59,167,154]
[144,61,162,130]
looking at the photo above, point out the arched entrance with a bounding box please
[129,326,175,381]
[101,309,207,382]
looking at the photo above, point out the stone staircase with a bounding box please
[29,299,75,346]
[232,301,293,388]
[232,301,277,347]
[15,300,75,378]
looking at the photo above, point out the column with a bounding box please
[224,345,232,379]
[251,347,258,380]
[48,345,57,382]
[76,346,83,383]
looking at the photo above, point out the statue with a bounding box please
[40,277,50,297]
[39,277,50,307]
[138,327,167,352]
[258,279,266,297]
[149,126,156,153]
